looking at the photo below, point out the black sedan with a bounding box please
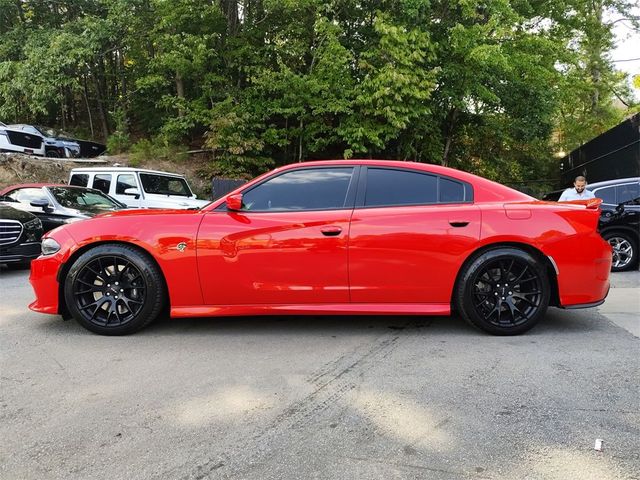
[0,204,43,267]
[0,184,126,232]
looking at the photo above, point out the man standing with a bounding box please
[559,175,596,201]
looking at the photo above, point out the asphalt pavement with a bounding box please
[0,267,638,480]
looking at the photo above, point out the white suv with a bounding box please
[69,167,209,209]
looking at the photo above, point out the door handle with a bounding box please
[321,226,342,236]
[449,221,469,227]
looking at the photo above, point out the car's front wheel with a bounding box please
[455,248,550,335]
[64,244,165,335]
[602,231,637,272]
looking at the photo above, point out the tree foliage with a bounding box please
[0,0,637,184]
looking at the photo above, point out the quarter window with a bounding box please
[241,168,354,211]
[439,177,466,203]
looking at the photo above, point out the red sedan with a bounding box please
[29,160,611,335]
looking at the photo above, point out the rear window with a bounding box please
[616,183,640,204]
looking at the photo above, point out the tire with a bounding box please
[455,247,550,335]
[64,244,165,335]
[46,149,60,158]
[602,231,638,272]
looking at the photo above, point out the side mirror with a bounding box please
[30,199,52,212]
[124,187,141,199]
[226,193,243,211]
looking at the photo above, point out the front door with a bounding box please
[197,166,358,305]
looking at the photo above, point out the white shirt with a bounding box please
[558,188,595,201]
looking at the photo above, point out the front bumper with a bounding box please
[28,229,75,315]
[0,241,41,263]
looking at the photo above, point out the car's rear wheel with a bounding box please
[64,244,165,335]
[45,149,60,158]
[602,231,637,272]
[456,248,550,335]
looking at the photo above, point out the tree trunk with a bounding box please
[441,107,458,167]
[176,71,185,117]
[83,75,95,138]
[91,71,110,140]
[298,118,303,162]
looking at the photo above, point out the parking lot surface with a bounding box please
[1,268,638,480]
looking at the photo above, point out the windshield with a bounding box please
[139,173,192,197]
[49,187,123,210]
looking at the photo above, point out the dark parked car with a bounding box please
[588,178,639,271]
[544,177,639,271]
[7,124,80,158]
[0,204,43,267]
[0,184,126,232]
[0,121,46,156]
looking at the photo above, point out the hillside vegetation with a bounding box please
[1,0,638,191]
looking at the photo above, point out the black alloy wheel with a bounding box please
[456,248,550,335]
[64,244,165,335]
[45,149,60,158]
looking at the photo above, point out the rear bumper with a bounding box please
[553,235,612,308]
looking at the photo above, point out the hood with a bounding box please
[96,208,203,219]
[141,195,210,209]
[0,203,38,222]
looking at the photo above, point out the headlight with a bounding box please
[23,217,42,230]
[41,238,61,255]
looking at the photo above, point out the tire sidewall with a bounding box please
[457,247,550,335]
[64,244,163,335]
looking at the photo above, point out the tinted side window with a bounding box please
[594,186,616,204]
[365,168,437,207]
[116,174,137,194]
[70,173,89,187]
[616,183,639,204]
[439,177,466,203]
[242,168,354,211]
[92,174,112,194]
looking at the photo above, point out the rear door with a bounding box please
[348,166,481,304]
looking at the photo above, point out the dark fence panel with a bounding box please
[212,177,247,200]
[559,113,640,187]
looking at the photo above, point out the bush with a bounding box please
[106,131,131,154]
[129,136,188,165]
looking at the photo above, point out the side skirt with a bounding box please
[171,303,451,318]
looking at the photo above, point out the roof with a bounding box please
[0,183,72,195]
[70,166,187,177]
[586,177,640,190]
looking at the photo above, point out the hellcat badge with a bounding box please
[176,242,187,252]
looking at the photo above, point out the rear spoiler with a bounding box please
[558,198,602,209]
